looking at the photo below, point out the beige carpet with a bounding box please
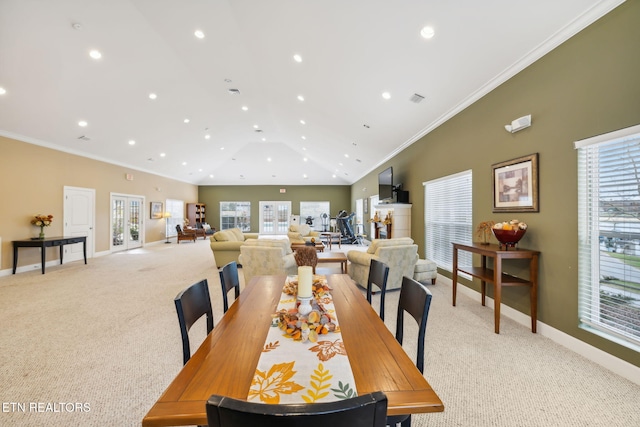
[0,239,638,426]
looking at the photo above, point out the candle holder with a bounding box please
[297,296,313,316]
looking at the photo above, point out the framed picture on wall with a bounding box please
[492,153,539,213]
[150,201,163,219]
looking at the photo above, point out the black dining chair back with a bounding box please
[366,259,390,321]
[219,261,240,313]
[174,279,214,365]
[388,276,433,427]
[206,391,388,427]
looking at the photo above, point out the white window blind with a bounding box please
[576,124,640,351]
[424,170,473,272]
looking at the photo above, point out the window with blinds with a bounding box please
[575,124,640,351]
[424,170,473,272]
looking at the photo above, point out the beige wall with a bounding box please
[351,2,640,366]
[198,185,351,232]
[0,135,198,270]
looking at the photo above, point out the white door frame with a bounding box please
[110,193,145,252]
[63,186,96,262]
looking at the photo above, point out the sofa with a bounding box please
[287,224,321,244]
[238,239,298,283]
[209,228,259,268]
[347,238,418,291]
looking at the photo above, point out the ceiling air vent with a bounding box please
[409,93,425,103]
[228,88,240,95]
[254,129,263,133]
[77,135,90,141]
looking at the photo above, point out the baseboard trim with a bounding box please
[441,275,640,386]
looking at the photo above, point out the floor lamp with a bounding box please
[163,212,172,244]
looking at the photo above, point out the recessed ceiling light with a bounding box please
[301,136,306,140]
[302,147,307,151]
[128,140,136,145]
[184,118,190,123]
[220,147,225,150]
[0,87,6,95]
[344,153,350,158]
[382,92,391,100]
[182,161,187,166]
[149,93,157,100]
[78,120,88,127]
[293,54,302,63]
[89,50,102,59]
[297,95,305,102]
[421,26,435,39]
[262,137,267,142]
[253,124,259,129]
[194,30,205,39]
[332,174,337,178]
[303,157,308,162]
[267,157,272,162]
[209,174,214,178]
[300,119,306,125]
[160,152,166,157]
[205,134,210,139]
[198,168,203,172]
[303,174,308,179]
[241,106,248,111]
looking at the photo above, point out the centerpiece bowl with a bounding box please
[492,228,526,249]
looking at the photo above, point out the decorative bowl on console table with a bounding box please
[492,220,527,250]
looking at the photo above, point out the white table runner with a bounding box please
[248,275,358,404]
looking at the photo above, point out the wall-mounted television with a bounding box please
[378,167,393,202]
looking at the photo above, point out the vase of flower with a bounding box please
[31,214,53,239]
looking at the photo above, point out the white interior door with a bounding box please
[111,194,144,252]
[64,186,95,262]
[259,201,291,235]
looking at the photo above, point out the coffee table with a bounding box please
[317,251,348,273]
[291,242,325,252]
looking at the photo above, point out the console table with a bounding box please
[13,236,87,274]
[452,242,539,334]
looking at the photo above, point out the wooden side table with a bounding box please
[452,242,540,334]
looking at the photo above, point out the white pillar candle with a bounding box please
[297,266,313,298]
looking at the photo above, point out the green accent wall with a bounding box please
[198,185,351,232]
[351,1,640,366]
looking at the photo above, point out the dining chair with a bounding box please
[174,279,214,365]
[293,245,318,274]
[219,261,240,313]
[366,259,390,321]
[388,276,433,427]
[206,391,388,427]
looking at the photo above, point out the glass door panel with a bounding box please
[259,201,291,235]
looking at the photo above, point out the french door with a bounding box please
[259,201,291,235]
[111,194,144,251]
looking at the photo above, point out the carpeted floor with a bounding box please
[0,239,638,426]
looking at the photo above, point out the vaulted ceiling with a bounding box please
[0,0,623,185]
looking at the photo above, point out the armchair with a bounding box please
[238,239,297,283]
[209,228,259,268]
[175,225,197,243]
[287,224,321,244]
[347,238,418,290]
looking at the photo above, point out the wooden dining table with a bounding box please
[142,274,444,426]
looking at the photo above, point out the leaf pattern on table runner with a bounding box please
[263,341,280,352]
[309,339,347,361]
[331,381,356,399]
[302,363,332,403]
[249,361,305,404]
[280,297,296,304]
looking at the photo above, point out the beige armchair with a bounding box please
[209,228,259,268]
[347,238,418,290]
[238,239,298,283]
[287,224,321,244]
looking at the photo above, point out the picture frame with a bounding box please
[492,153,539,213]
[364,197,369,214]
[150,201,163,219]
